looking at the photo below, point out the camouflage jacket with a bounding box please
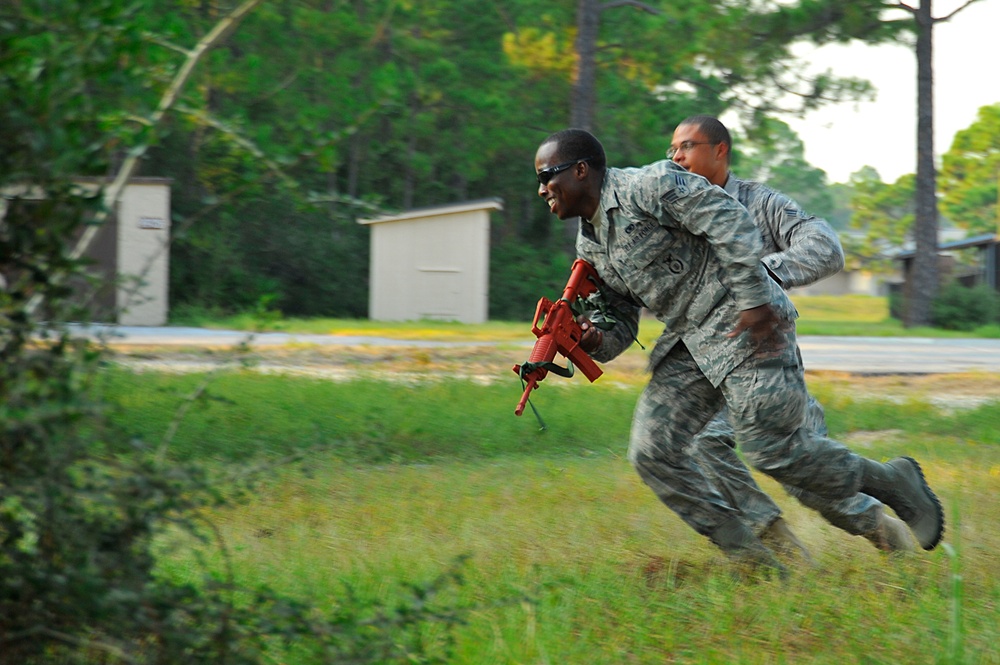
[576,160,796,387]
[723,174,844,289]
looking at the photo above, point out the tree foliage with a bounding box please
[0,2,474,662]
[940,102,1000,235]
[134,0,918,320]
[846,167,916,272]
[3,0,950,325]
[843,100,999,276]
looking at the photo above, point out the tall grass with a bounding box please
[155,445,1000,664]
[104,368,1000,664]
[97,369,1000,463]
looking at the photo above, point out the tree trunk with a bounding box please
[571,0,600,131]
[908,0,938,326]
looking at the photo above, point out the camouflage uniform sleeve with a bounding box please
[747,184,845,289]
[584,286,641,364]
[659,172,771,311]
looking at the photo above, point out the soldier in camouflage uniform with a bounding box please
[669,115,914,554]
[533,128,944,574]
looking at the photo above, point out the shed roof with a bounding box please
[894,232,999,260]
[357,198,503,226]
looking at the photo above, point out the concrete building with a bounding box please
[358,198,502,324]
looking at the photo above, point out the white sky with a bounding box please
[771,0,1000,184]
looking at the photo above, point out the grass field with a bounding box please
[98,338,1000,664]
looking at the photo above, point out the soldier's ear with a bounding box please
[716,142,730,162]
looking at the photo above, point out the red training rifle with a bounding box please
[513,258,604,417]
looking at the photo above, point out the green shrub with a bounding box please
[489,240,575,321]
[0,3,477,662]
[930,281,1000,330]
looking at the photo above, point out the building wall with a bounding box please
[0,179,171,325]
[788,269,890,297]
[362,200,499,324]
[115,181,171,325]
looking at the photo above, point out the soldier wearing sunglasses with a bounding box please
[532,127,944,576]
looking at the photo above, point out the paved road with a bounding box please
[68,324,1000,375]
[795,335,1000,374]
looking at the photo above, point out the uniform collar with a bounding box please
[722,172,739,197]
[599,169,625,216]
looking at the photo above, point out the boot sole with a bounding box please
[898,456,945,550]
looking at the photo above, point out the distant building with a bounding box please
[803,228,978,298]
[787,270,885,297]
[892,231,1000,298]
[1,178,171,326]
[357,199,502,324]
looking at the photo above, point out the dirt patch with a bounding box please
[103,343,1000,409]
[804,370,1000,412]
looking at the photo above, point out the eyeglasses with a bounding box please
[666,141,718,160]
[536,156,597,185]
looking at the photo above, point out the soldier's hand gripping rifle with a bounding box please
[513,259,604,419]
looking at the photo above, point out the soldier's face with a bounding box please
[535,141,586,220]
[670,124,728,187]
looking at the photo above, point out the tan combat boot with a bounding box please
[864,509,917,552]
[711,517,789,580]
[760,517,816,566]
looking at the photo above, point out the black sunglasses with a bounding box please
[536,156,597,185]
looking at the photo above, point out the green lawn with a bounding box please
[100,367,1000,664]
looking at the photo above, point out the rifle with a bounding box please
[513,259,604,418]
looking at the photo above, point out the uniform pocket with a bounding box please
[621,222,675,270]
[685,274,728,326]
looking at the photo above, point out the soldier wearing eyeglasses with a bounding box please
[668,115,915,557]
[532,127,944,576]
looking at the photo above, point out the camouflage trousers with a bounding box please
[696,397,883,537]
[628,337,874,546]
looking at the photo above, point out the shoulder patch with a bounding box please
[662,173,691,204]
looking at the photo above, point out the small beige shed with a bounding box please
[1,177,171,325]
[104,178,172,326]
[358,198,502,324]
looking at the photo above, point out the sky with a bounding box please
[756,0,1000,185]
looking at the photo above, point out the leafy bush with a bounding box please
[930,281,1000,330]
[0,2,477,662]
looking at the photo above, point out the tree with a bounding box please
[1,2,476,661]
[824,182,856,231]
[0,2,261,660]
[16,0,908,322]
[939,102,1000,235]
[570,0,662,131]
[888,0,985,326]
[847,167,917,273]
[500,0,903,255]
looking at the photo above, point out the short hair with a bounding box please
[677,115,732,164]
[540,128,606,171]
